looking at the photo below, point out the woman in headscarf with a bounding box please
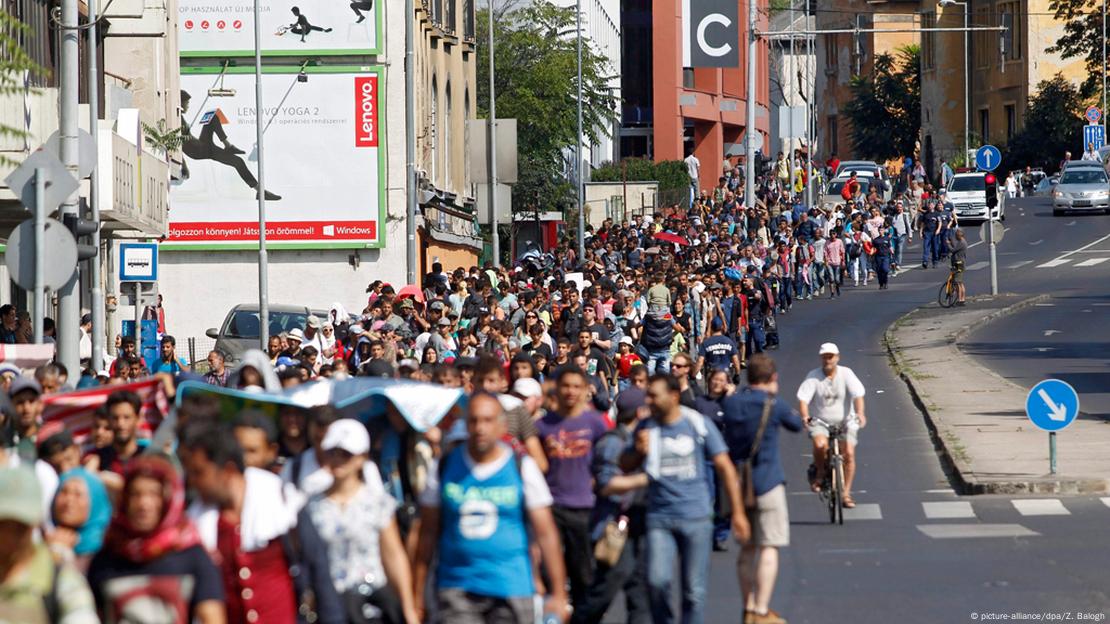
[87,455,225,624]
[47,467,112,572]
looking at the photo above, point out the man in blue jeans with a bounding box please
[621,374,747,624]
[918,202,941,269]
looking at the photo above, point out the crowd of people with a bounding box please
[0,158,910,624]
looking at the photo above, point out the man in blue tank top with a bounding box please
[413,392,568,623]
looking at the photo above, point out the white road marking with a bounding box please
[842,504,883,520]
[1075,257,1109,267]
[1043,330,1061,336]
[1034,228,1110,267]
[922,502,976,519]
[1029,239,1043,246]
[1038,259,1070,268]
[967,261,990,271]
[1094,303,1110,307]
[1101,497,1110,509]
[1034,303,1056,307]
[1012,499,1071,516]
[925,488,956,494]
[1033,347,1053,352]
[1066,220,1077,226]
[1007,260,1033,269]
[917,524,1039,539]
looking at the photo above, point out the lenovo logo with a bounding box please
[354,76,379,148]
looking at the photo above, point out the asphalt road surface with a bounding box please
[606,196,1110,623]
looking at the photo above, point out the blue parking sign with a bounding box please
[1083,124,1105,150]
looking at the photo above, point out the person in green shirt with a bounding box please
[0,467,99,624]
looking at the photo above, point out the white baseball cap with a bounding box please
[321,419,370,455]
[512,377,543,399]
[819,342,839,355]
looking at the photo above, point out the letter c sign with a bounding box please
[686,0,739,67]
[697,13,732,58]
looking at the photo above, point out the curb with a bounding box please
[884,294,1110,496]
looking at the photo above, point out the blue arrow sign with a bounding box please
[1083,124,1105,150]
[1025,379,1080,432]
[975,145,1002,172]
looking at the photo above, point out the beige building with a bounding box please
[0,0,175,311]
[919,0,1087,175]
[815,0,919,160]
[411,0,482,272]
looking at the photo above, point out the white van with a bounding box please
[946,172,1005,221]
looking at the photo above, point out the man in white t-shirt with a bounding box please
[685,152,701,204]
[796,342,866,508]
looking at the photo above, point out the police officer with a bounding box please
[872,218,895,290]
[918,201,941,269]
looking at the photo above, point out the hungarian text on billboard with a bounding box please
[178,0,380,56]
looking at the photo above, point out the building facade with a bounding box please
[919,0,1087,175]
[768,11,816,159]
[815,0,919,162]
[619,0,772,193]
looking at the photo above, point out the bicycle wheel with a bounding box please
[826,459,838,524]
[833,459,846,525]
[938,281,955,308]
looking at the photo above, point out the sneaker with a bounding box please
[750,609,788,624]
[922,262,928,269]
[713,539,729,552]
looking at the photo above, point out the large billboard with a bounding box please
[167,66,385,249]
[178,0,382,57]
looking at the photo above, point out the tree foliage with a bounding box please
[477,1,620,213]
[590,158,690,192]
[1002,75,1086,173]
[842,45,920,162]
[1046,0,1106,98]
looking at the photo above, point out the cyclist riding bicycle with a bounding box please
[949,229,968,306]
[796,343,866,508]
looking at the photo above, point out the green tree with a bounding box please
[1002,74,1086,173]
[477,1,620,214]
[1046,0,1106,98]
[842,45,920,161]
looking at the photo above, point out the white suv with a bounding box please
[946,172,1005,221]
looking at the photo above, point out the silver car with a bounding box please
[1052,167,1110,215]
[206,304,314,364]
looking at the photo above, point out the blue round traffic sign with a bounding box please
[975,145,1002,172]
[1025,379,1080,432]
[1085,106,1102,123]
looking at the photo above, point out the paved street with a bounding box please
[679,196,1110,623]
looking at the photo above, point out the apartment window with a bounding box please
[464,0,474,38]
[430,77,439,184]
[446,0,456,32]
[1005,103,1016,139]
[999,2,1022,60]
[827,115,839,155]
[979,108,990,144]
[432,0,442,25]
[682,68,694,89]
[445,82,453,190]
[921,12,936,70]
[974,6,990,69]
[825,35,838,76]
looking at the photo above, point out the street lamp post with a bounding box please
[575,0,585,260]
[940,0,969,164]
[253,0,270,350]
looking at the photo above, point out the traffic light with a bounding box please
[62,213,98,260]
[984,173,999,209]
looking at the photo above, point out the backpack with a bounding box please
[847,241,863,259]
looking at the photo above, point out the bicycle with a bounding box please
[808,422,847,525]
[937,265,960,308]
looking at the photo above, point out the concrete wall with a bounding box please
[583,181,659,226]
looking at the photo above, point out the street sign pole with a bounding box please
[134,282,143,369]
[33,169,45,344]
[1049,431,1057,475]
[976,145,1002,295]
[989,203,998,295]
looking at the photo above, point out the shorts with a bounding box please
[952,263,965,284]
[746,484,790,547]
[808,419,859,446]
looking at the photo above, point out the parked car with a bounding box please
[819,176,873,212]
[206,304,314,364]
[1052,166,1110,216]
[946,172,1006,221]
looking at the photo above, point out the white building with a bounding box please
[768,10,816,159]
[549,0,622,166]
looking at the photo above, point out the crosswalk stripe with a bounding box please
[1012,499,1071,516]
[967,261,990,271]
[842,504,883,520]
[1075,257,1109,267]
[1007,260,1033,269]
[1101,497,1110,509]
[1037,259,1070,268]
[917,524,1039,539]
[922,502,976,519]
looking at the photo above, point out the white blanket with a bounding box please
[189,467,297,553]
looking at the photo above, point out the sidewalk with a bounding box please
[884,294,1110,495]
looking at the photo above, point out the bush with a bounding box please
[590,158,689,192]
